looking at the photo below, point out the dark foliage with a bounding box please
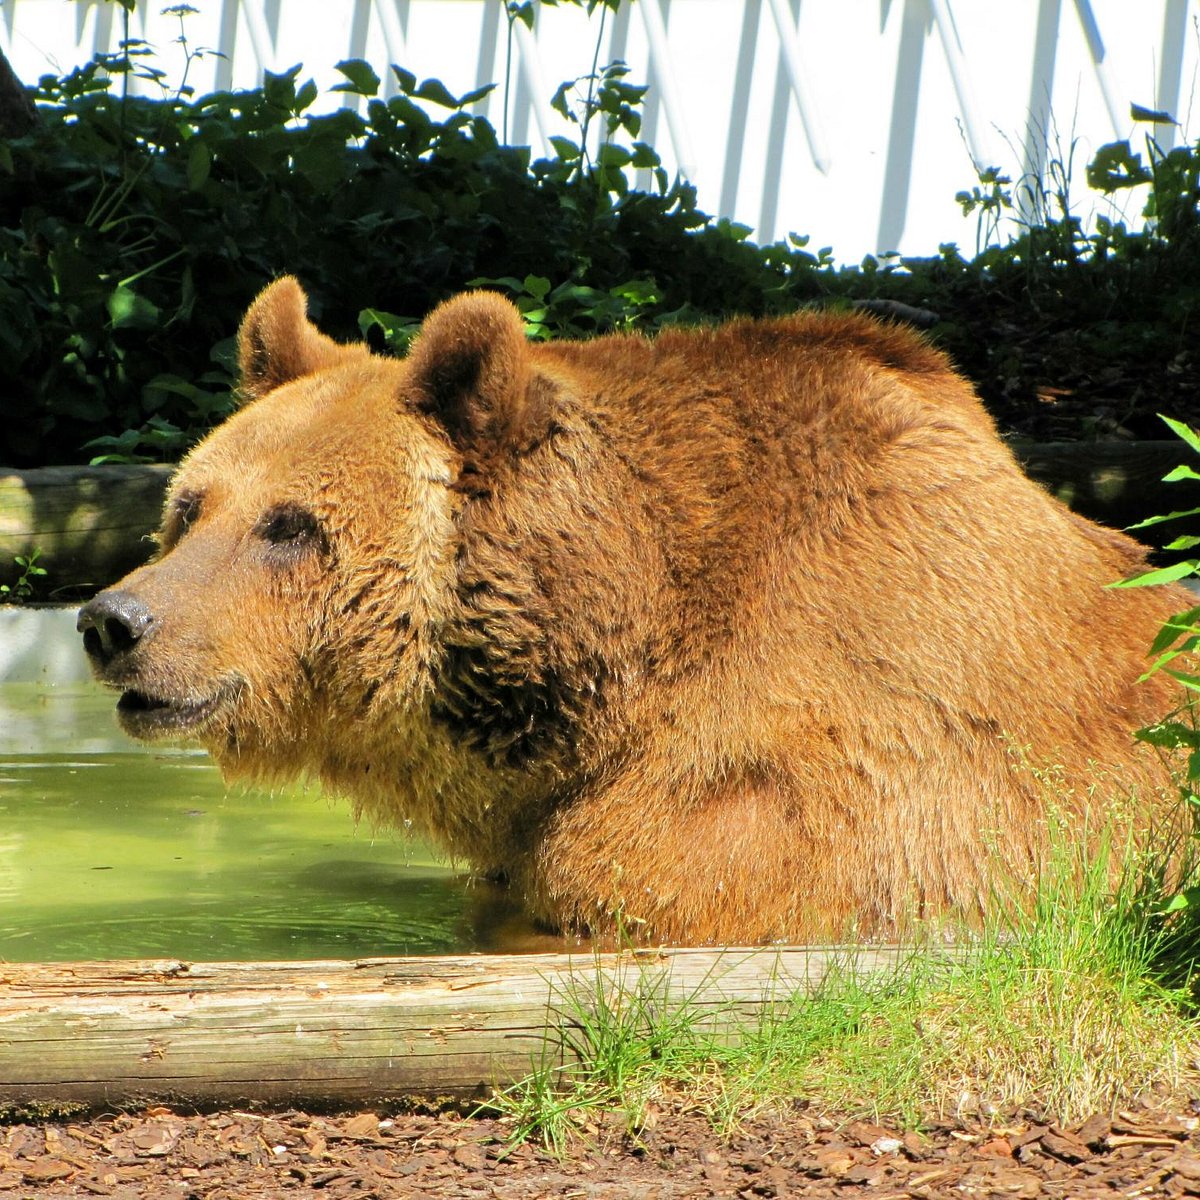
[0,52,804,467]
[1,42,1198,467]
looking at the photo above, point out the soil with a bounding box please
[4,1102,1200,1199]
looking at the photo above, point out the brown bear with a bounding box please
[79,277,1191,944]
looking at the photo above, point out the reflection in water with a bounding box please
[0,832,22,907]
[0,677,563,961]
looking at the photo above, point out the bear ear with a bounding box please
[405,291,540,455]
[237,277,359,404]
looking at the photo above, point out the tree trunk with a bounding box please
[0,47,37,138]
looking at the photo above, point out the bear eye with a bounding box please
[256,503,322,549]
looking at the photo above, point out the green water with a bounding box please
[0,679,548,962]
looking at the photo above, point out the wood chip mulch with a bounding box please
[2,1103,1199,1198]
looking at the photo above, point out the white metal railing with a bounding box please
[1,0,1195,261]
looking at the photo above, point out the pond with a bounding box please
[0,608,552,962]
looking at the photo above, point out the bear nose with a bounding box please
[78,590,155,667]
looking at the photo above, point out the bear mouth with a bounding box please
[116,684,237,739]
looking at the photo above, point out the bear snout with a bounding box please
[78,589,156,670]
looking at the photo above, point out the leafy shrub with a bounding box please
[0,550,46,602]
[0,36,807,467]
[1,16,1199,466]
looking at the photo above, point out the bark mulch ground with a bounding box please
[3,1103,1200,1199]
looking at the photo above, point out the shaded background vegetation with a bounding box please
[0,24,1198,468]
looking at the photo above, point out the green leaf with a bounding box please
[48,244,104,301]
[358,308,421,357]
[597,143,631,168]
[413,78,462,109]
[507,2,535,30]
[1135,721,1200,750]
[611,279,660,305]
[630,142,661,169]
[550,80,575,123]
[468,275,525,292]
[107,285,160,331]
[1086,140,1152,193]
[262,64,302,109]
[186,139,211,190]
[358,306,419,345]
[1166,536,1200,551]
[1164,668,1200,693]
[1160,413,1200,455]
[294,79,319,113]
[1143,647,1193,681]
[473,117,499,150]
[387,94,431,129]
[1147,607,1200,656]
[1161,889,1199,915]
[333,59,380,97]
[1131,102,1176,124]
[1127,506,1200,530]
[549,135,581,161]
[459,83,496,107]
[293,139,348,193]
[1163,464,1200,482]
[1108,560,1198,588]
[522,275,552,300]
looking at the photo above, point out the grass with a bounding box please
[483,799,1200,1150]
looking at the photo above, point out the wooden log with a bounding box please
[0,465,171,597]
[0,947,913,1111]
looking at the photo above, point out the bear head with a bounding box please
[77,277,554,786]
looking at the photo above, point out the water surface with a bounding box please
[0,614,548,961]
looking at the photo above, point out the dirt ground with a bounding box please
[3,1102,1200,1199]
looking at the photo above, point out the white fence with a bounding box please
[1,0,1196,262]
